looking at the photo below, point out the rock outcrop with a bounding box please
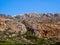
[0,13,60,41]
[0,14,27,34]
[15,13,60,40]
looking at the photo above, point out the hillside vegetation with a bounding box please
[0,13,60,45]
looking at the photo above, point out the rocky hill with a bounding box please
[15,13,60,38]
[0,14,27,34]
[0,13,60,44]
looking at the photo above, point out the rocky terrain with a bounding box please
[0,13,60,45]
[15,13,60,38]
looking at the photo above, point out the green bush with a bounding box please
[0,29,58,45]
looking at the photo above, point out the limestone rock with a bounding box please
[15,13,60,39]
[0,14,27,34]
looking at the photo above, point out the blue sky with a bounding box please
[0,0,60,15]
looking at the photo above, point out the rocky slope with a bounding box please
[0,14,27,34]
[0,13,60,43]
[15,13,60,40]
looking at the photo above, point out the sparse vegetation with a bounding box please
[0,13,60,45]
[0,30,58,45]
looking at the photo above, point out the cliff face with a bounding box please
[0,13,60,40]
